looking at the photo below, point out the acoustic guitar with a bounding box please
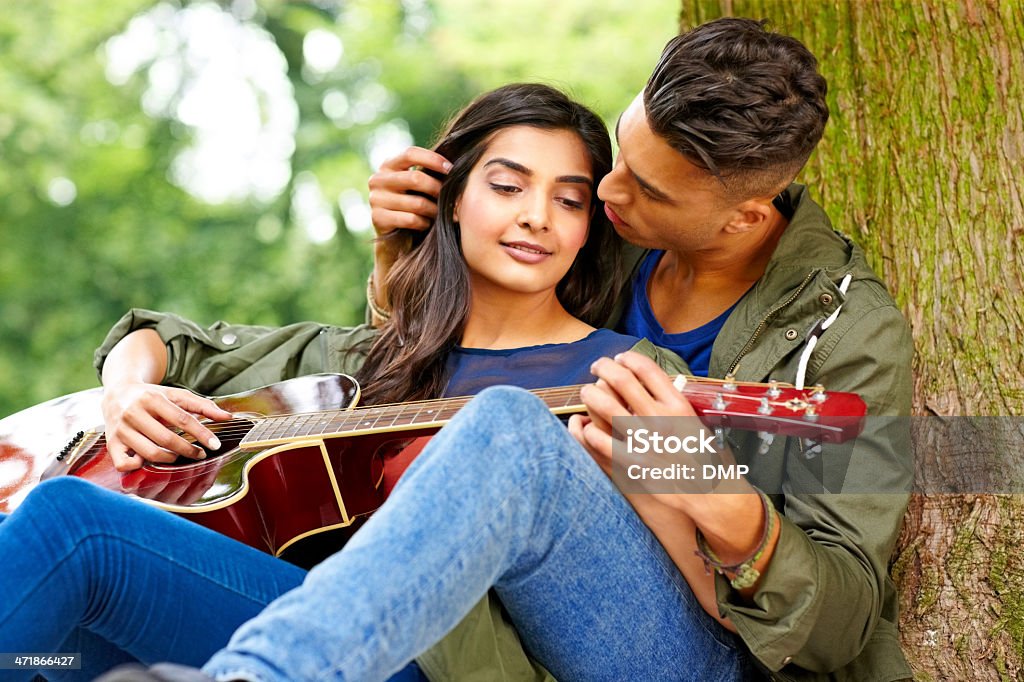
[0,373,864,562]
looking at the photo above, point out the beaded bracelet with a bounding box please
[694,488,775,590]
[366,272,392,323]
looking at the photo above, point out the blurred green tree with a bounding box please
[0,0,677,417]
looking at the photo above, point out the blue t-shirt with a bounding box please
[617,250,737,377]
[443,328,642,397]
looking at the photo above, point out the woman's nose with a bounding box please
[516,196,550,232]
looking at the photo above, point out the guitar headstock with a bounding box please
[674,376,866,443]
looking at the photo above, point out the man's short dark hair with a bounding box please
[644,18,829,201]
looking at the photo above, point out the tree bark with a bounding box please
[678,2,1024,678]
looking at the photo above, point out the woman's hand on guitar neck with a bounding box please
[101,382,233,472]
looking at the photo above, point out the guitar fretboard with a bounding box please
[242,385,587,445]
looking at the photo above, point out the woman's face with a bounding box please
[455,125,594,301]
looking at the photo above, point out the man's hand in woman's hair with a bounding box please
[368,146,450,236]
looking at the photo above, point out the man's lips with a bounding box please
[604,204,627,227]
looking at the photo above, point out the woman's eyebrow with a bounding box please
[484,158,592,186]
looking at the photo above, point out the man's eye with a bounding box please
[489,183,520,194]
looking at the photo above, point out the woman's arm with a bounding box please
[100,329,232,472]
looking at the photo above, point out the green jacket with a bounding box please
[94,185,913,682]
[608,184,914,682]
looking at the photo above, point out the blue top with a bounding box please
[617,250,737,377]
[443,328,643,397]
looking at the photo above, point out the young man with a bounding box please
[363,17,913,682]
[98,17,912,682]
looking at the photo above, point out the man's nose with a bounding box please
[597,162,628,205]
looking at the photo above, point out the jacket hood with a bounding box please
[761,184,883,291]
[710,185,893,379]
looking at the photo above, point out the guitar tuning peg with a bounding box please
[723,374,737,391]
[810,385,827,403]
[803,439,822,460]
[757,431,775,455]
[767,379,781,398]
[715,427,727,451]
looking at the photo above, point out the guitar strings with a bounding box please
[70,377,826,461]
[98,381,814,444]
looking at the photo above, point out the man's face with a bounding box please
[597,94,735,253]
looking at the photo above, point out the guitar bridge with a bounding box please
[56,430,86,461]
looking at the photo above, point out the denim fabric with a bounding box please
[0,478,423,682]
[204,386,750,682]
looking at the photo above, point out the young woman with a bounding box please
[0,84,750,681]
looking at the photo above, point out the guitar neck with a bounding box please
[240,376,866,448]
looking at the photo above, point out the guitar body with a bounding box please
[0,375,434,560]
[0,387,105,513]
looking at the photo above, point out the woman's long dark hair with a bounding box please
[356,83,621,405]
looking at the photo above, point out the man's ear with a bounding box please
[724,196,775,234]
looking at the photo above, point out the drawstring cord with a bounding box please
[794,274,853,390]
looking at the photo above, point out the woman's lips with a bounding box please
[501,241,552,264]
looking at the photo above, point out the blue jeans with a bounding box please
[204,386,750,681]
[0,480,422,681]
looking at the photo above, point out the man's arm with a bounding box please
[366,146,449,321]
[571,353,777,608]
[573,307,913,674]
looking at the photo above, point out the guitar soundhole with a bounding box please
[170,417,256,465]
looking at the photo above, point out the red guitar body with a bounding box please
[0,375,430,562]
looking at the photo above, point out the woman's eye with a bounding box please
[557,197,585,210]
[489,183,520,194]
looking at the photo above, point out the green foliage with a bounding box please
[0,0,677,418]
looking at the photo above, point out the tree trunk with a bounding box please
[678,2,1024,678]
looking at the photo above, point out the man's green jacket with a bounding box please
[95,185,913,682]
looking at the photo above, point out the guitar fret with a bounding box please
[291,414,312,437]
[365,406,388,431]
[338,410,365,433]
[389,406,411,425]
[537,387,581,410]
[379,403,411,428]
[408,402,428,428]
[312,412,332,436]
[435,399,467,422]
[417,403,440,423]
